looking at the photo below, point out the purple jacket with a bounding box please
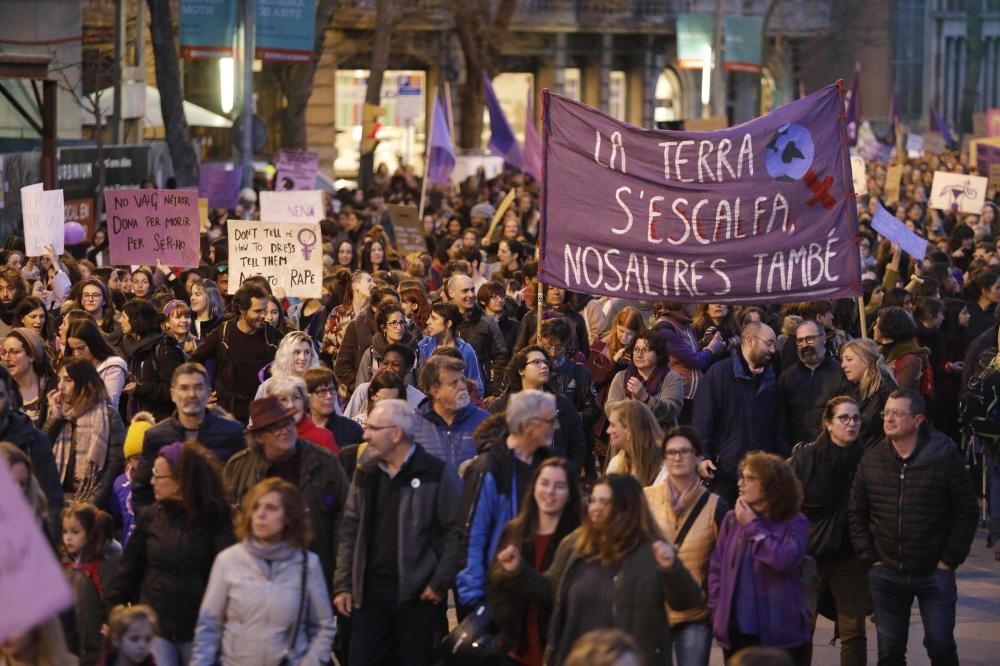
[708,511,811,650]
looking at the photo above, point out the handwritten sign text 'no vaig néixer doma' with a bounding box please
[227,220,323,298]
[539,83,861,304]
[104,189,201,267]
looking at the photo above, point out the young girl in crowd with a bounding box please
[61,502,121,666]
[103,604,158,666]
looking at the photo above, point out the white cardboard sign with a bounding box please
[21,183,65,255]
[929,171,988,215]
[259,190,325,224]
[228,220,322,298]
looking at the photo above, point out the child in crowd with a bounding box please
[61,503,121,666]
[111,412,155,546]
[102,604,158,666]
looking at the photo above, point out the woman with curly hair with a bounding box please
[492,473,702,666]
[604,329,684,431]
[400,282,432,333]
[190,478,336,665]
[708,451,811,664]
[255,330,322,400]
[108,441,235,666]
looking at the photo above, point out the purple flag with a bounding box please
[524,90,543,181]
[198,166,241,210]
[427,95,456,187]
[930,102,954,146]
[539,84,860,305]
[483,73,524,168]
[845,64,861,146]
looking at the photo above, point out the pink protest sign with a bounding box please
[104,189,202,267]
[0,463,73,642]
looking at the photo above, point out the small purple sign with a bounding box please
[105,189,201,267]
[198,165,241,209]
[539,84,860,304]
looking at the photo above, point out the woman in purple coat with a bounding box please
[708,451,811,665]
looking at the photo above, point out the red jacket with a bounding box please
[298,414,338,453]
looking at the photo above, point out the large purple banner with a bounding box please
[539,84,860,304]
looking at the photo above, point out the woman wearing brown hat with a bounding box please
[3,327,57,427]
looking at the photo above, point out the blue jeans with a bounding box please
[868,564,959,666]
[671,621,712,666]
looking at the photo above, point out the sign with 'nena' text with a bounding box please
[259,190,325,224]
[539,84,860,304]
[104,189,201,267]
[228,220,322,298]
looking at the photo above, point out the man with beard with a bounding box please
[190,282,281,422]
[132,363,246,507]
[692,321,788,505]
[456,389,556,617]
[412,354,489,469]
[0,267,27,338]
[779,319,847,445]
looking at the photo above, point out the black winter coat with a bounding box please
[779,357,846,445]
[121,333,186,420]
[789,432,864,561]
[849,427,978,574]
[842,372,896,450]
[107,500,234,642]
[457,305,509,395]
[132,410,247,508]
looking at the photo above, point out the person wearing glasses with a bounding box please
[848,389,977,666]
[456,390,558,620]
[356,303,418,387]
[645,425,729,666]
[790,397,868,666]
[778,319,846,446]
[333,399,463,666]
[693,322,788,505]
[224,395,349,590]
[108,441,235,666]
[708,452,811,664]
[604,329,684,433]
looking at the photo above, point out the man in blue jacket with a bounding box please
[133,362,246,506]
[412,355,489,469]
[455,389,556,617]
[693,322,788,505]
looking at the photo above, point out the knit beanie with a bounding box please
[123,412,155,460]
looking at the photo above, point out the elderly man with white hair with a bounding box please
[455,389,559,618]
[333,399,463,666]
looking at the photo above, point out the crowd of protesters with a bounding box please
[0,148,997,666]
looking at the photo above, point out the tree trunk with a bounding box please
[278,0,339,149]
[359,0,393,192]
[450,0,518,151]
[960,0,984,135]
[147,0,199,186]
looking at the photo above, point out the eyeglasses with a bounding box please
[526,358,548,367]
[665,448,695,459]
[0,348,25,358]
[795,335,824,346]
[881,409,913,420]
[385,320,405,328]
[151,471,173,480]
[311,386,335,397]
[265,418,296,434]
[834,414,862,424]
[632,346,653,355]
[81,292,103,301]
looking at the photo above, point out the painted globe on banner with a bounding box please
[764,123,815,182]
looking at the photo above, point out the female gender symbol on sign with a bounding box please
[297,228,318,260]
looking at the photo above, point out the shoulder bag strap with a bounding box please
[673,490,711,549]
[282,550,309,662]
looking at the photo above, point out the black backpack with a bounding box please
[959,366,1000,456]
